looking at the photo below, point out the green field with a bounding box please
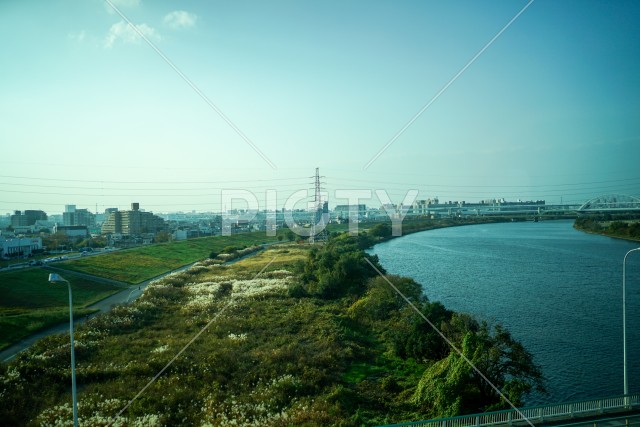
[0,268,121,350]
[57,232,284,284]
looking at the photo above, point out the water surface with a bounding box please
[369,220,640,404]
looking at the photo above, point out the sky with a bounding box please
[1,0,639,215]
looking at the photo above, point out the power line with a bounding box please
[0,175,308,185]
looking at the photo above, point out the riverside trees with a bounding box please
[300,232,545,417]
[0,233,544,425]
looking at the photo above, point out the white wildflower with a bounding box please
[151,344,169,354]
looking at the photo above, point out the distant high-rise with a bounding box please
[10,210,47,227]
[63,206,95,227]
[101,203,166,235]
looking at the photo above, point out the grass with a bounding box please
[0,307,99,351]
[57,232,283,284]
[0,268,121,350]
[0,239,542,426]
[2,245,419,425]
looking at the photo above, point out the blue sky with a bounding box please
[1,0,639,214]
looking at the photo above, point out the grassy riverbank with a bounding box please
[56,232,283,284]
[0,232,543,426]
[574,217,640,242]
[0,268,121,350]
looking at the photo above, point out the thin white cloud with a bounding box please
[68,30,86,43]
[163,10,198,29]
[104,21,161,48]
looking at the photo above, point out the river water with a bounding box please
[369,220,640,405]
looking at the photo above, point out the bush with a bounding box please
[221,245,246,255]
[300,236,383,299]
[370,222,392,239]
[288,283,308,298]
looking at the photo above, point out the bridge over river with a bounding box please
[381,394,640,427]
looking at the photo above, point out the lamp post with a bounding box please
[48,273,78,427]
[623,247,640,397]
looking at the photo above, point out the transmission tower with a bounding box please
[310,167,328,244]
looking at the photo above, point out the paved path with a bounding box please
[0,244,277,363]
[0,261,199,363]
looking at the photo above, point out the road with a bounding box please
[0,245,275,363]
[0,260,199,363]
[0,248,116,272]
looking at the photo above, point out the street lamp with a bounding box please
[623,247,640,397]
[48,273,78,427]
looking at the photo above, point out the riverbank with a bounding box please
[573,217,640,243]
[0,245,273,361]
[0,237,544,426]
[369,219,640,406]
[365,215,519,244]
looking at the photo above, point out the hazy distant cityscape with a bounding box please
[0,196,556,255]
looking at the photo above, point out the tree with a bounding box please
[300,235,383,299]
[286,230,296,242]
[155,231,170,243]
[370,222,392,239]
[277,234,284,242]
[412,316,544,417]
[43,232,68,252]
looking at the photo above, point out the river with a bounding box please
[369,219,640,405]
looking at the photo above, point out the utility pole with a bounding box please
[310,167,328,244]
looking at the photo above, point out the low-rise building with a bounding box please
[334,204,366,220]
[53,224,89,239]
[0,236,43,258]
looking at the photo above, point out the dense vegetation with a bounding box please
[0,230,544,426]
[574,216,640,241]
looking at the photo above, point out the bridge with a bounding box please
[578,194,640,213]
[381,394,640,427]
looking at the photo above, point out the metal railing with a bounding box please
[381,394,640,427]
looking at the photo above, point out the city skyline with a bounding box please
[1,0,639,214]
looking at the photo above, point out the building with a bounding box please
[10,210,47,227]
[53,224,89,239]
[0,236,43,258]
[334,204,366,220]
[411,198,441,215]
[101,203,167,236]
[63,205,96,228]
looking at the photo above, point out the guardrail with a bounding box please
[381,394,640,427]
